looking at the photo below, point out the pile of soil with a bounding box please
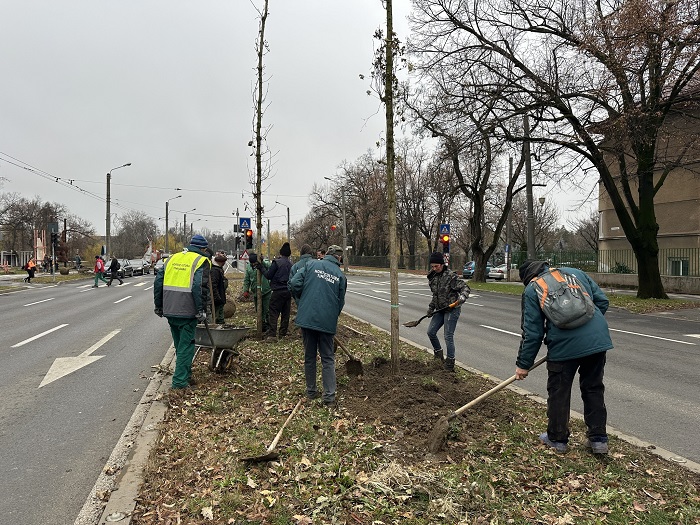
[336,336,520,460]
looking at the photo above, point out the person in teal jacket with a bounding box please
[289,245,347,406]
[515,260,613,454]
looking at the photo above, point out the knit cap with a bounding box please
[189,234,208,248]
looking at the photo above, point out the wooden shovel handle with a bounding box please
[266,398,303,453]
[452,356,547,419]
[334,337,354,360]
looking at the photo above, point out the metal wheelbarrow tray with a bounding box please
[195,324,250,372]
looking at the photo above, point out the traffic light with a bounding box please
[50,232,59,249]
[245,229,253,249]
[440,233,450,253]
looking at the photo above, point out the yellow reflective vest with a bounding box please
[162,250,209,317]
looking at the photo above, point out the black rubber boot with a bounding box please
[444,358,455,372]
[433,350,444,361]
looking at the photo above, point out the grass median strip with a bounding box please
[131,278,699,525]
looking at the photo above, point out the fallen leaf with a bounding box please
[633,501,646,512]
[201,506,214,520]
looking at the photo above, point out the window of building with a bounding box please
[668,258,689,276]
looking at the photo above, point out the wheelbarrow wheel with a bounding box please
[210,348,237,373]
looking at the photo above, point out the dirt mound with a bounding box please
[340,355,518,458]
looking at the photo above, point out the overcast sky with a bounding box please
[0,1,413,239]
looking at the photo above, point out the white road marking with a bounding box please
[12,324,69,348]
[686,334,700,339]
[143,285,153,291]
[481,325,520,337]
[372,290,407,298]
[77,284,93,288]
[403,291,433,298]
[114,296,132,304]
[347,290,398,304]
[133,282,147,287]
[609,328,695,345]
[23,298,55,307]
[39,329,120,388]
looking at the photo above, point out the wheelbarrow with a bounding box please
[194,323,250,373]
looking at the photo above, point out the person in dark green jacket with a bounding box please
[242,253,271,333]
[515,260,613,455]
[289,245,347,406]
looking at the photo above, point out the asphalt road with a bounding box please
[342,273,700,464]
[0,276,171,525]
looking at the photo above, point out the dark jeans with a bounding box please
[267,288,291,337]
[301,328,336,403]
[426,307,461,359]
[107,270,123,285]
[546,351,608,443]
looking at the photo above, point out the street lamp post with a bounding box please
[275,200,290,242]
[165,195,182,254]
[106,162,131,257]
[324,176,349,273]
[181,208,196,241]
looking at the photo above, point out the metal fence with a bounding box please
[350,248,700,277]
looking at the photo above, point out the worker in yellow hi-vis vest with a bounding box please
[154,234,211,392]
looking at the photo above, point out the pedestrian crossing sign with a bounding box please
[239,218,251,230]
[440,223,450,234]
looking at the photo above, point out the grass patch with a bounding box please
[131,279,700,525]
[465,280,699,313]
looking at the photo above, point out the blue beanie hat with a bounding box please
[189,234,208,248]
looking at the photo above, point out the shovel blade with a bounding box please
[402,320,420,327]
[241,451,280,463]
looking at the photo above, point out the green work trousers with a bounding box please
[94,271,108,286]
[167,317,198,389]
[215,304,225,325]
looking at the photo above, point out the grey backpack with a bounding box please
[531,269,594,329]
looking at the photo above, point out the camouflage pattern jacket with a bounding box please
[427,267,469,314]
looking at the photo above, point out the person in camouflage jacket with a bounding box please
[426,252,470,371]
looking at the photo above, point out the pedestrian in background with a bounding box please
[259,242,293,340]
[93,255,109,288]
[515,260,613,454]
[211,253,229,325]
[154,234,211,392]
[289,245,347,406]
[23,258,36,283]
[426,252,470,371]
[107,256,124,286]
[43,254,51,273]
[316,248,326,260]
[243,252,272,333]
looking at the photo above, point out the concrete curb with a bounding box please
[346,312,700,475]
[74,345,175,525]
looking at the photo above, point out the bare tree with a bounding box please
[411,0,700,298]
[250,0,271,336]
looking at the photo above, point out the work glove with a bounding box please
[154,308,163,318]
[427,308,434,317]
[195,311,207,322]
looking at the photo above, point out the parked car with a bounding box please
[113,258,134,278]
[130,259,151,276]
[488,264,508,280]
[462,261,492,279]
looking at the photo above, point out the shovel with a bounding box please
[241,398,303,463]
[426,356,547,453]
[334,337,364,377]
[403,301,460,328]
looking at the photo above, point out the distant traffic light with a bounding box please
[440,233,450,253]
[245,229,253,249]
[50,232,59,249]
